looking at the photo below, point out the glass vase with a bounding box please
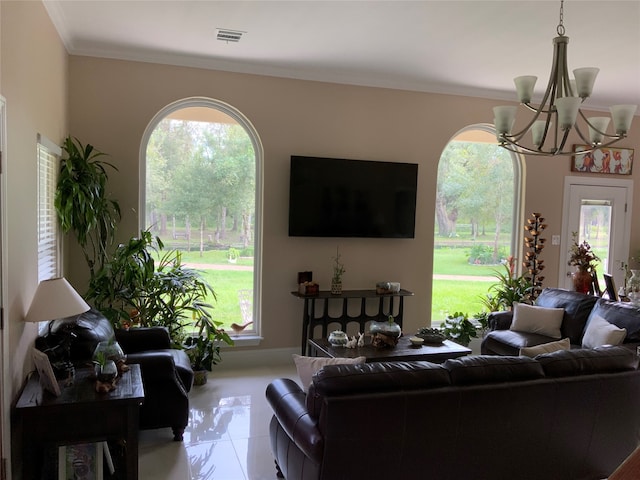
[93,340,126,364]
[572,270,592,295]
[628,270,640,305]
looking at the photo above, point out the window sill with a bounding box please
[225,335,263,347]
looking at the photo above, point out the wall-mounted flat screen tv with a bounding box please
[288,155,418,238]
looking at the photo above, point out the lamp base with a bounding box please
[52,361,75,384]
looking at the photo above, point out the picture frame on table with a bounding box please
[58,442,103,480]
[572,145,634,175]
[32,348,61,396]
[603,273,618,301]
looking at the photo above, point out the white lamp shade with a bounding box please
[610,105,637,135]
[25,277,90,323]
[514,76,537,104]
[573,68,599,98]
[554,97,581,130]
[493,106,517,135]
[531,120,550,147]
[587,117,611,144]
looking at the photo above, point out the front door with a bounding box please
[559,176,633,293]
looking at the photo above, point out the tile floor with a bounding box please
[139,363,298,480]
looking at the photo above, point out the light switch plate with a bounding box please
[552,235,560,245]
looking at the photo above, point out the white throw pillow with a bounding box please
[509,302,564,339]
[582,314,627,348]
[519,338,571,358]
[292,354,366,392]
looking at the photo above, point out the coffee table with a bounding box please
[308,335,471,363]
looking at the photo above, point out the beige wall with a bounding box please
[67,56,640,353]
[1,0,68,393]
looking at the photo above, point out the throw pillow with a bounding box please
[292,354,366,392]
[581,314,627,348]
[519,337,571,358]
[509,302,564,339]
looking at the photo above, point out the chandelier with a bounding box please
[493,0,637,156]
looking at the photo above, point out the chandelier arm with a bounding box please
[498,136,559,156]
[522,103,555,115]
[555,127,572,154]
[572,122,595,146]
[572,136,629,156]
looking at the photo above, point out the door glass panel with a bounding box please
[578,199,611,290]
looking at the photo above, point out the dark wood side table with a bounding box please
[291,289,414,355]
[13,363,144,479]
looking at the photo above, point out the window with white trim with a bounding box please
[37,134,61,281]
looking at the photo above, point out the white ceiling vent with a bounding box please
[217,29,244,43]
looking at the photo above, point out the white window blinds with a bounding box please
[37,134,61,281]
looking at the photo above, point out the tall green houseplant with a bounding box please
[55,136,121,278]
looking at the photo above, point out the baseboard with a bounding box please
[214,346,298,370]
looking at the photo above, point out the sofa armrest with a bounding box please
[266,378,323,463]
[488,311,514,330]
[115,327,172,353]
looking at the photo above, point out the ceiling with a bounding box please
[43,0,640,111]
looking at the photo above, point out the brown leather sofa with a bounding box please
[481,288,640,355]
[266,347,640,480]
[38,308,194,440]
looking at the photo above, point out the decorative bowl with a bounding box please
[409,336,424,347]
[416,328,446,344]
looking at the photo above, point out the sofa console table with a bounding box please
[14,363,145,479]
[291,289,413,354]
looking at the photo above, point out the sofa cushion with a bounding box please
[481,329,557,356]
[443,355,544,385]
[510,302,564,338]
[536,346,638,377]
[311,361,451,396]
[582,314,626,348]
[519,338,570,358]
[292,354,366,392]
[534,288,599,344]
[588,298,640,342]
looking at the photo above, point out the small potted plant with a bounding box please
[440,312,478,347]
[184,308,234,385]
[331,246,345,295]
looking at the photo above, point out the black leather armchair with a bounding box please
[37,309,194,441]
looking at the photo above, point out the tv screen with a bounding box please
[288,155,418,238]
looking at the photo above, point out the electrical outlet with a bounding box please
[552,235,560,245]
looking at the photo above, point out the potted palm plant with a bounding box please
[55,136,121,279]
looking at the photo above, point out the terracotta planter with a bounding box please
[572,270,592,294]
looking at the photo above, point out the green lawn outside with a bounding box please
[431,279,495,323]
[170,244,504,329]
[432,247,504,276]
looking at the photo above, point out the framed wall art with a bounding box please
[58,442,103,480]
[572,145,634,175]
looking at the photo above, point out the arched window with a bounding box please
[432,125,524,322]
[140,97,263,345]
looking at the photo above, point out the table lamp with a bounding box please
[25,277,90,379]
